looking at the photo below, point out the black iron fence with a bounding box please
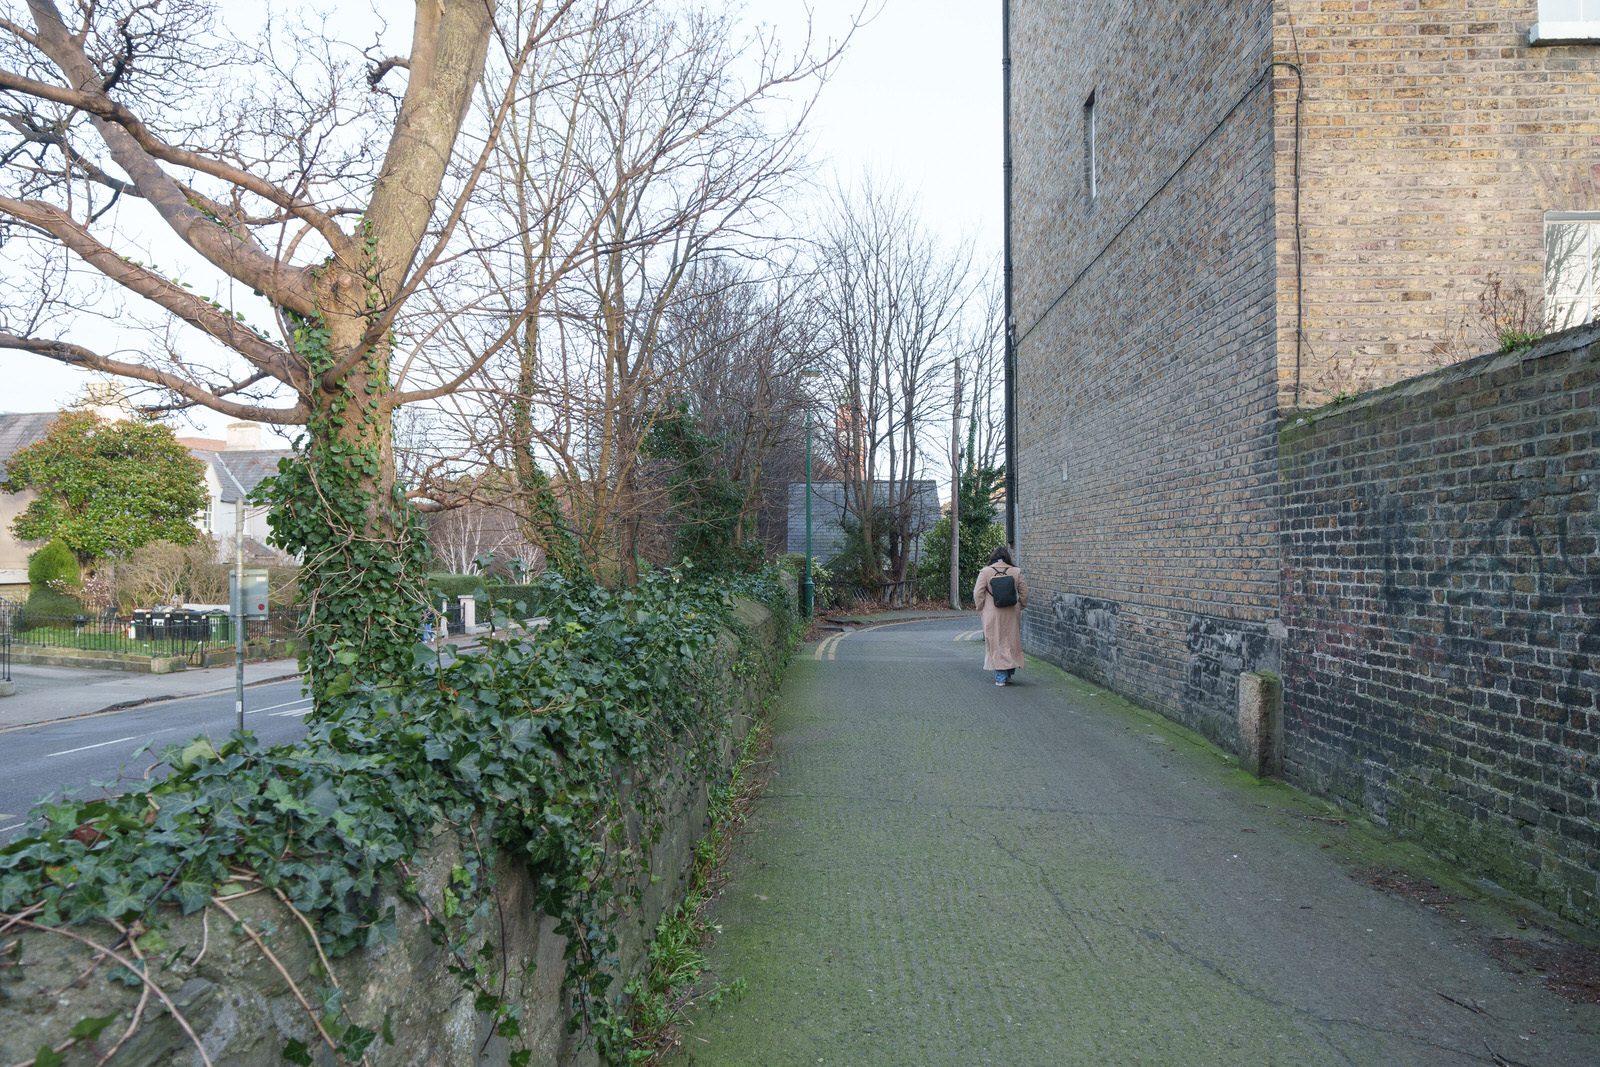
[0,598,284,663]
[813,578,919,611]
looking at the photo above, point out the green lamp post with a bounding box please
[801,368,823,617]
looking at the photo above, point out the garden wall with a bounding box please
[0,598,787,1066]
[1280,322,1600,923]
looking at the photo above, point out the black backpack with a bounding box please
[989,565,1018,608]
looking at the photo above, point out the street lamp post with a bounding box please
[799,367,823,617]
[217,458,247,733]
[803,402,814,617]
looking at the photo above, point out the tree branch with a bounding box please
[0,332,308,423]
[0,193,299,382]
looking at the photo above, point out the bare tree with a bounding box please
[0,0,594,699]
[0,0,854,697]
[656,256,831,556]
[948,267,1005,607]
[417,2,850,582]
[813,179,972,598]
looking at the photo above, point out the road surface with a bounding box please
[0,678,310,840]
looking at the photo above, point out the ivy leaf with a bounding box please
[282,1038,314,1066]
[31,1046,65,1067]
[68,1013,119,1041]
[174,877,210,914]
[177,738,218,769]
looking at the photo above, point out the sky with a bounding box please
[1,0,1002,425]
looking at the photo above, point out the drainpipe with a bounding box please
[1002,0,1019,549]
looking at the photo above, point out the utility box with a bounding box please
[230,569,271,620]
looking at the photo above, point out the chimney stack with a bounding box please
[224,421,263,451]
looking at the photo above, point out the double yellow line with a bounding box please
[812,618,961,661]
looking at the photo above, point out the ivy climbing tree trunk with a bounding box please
[0,0,508,710]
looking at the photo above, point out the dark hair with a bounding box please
[988,545,1014,566]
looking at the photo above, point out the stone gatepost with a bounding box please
[458,595,478,634]
[1238,671,1282,778]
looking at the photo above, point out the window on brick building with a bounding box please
[1083,91,1097,201]
[1545,213,1600,331]
[1530,1,1600,44]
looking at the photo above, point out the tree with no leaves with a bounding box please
[1,0,849,705]
[813,179,973,599]
[0,0,562,702]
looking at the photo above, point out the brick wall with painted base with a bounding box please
[1012,0,1285,745]
[1280,323,1600,923]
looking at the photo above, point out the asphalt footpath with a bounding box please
[0,657,302,730]
[676,614,1600,1065]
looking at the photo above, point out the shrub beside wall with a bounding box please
[0,570,796,1065]
[1279,323,1600,923]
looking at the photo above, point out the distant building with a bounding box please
[180,422,295,565]
[786,479,942,567]
[0,411,60,595]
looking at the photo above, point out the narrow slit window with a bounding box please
[1084,91,1098,201]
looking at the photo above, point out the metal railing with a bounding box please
[813,578,920,610]
[0,599,282,664]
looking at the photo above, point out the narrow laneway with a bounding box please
[677,616,1600,1065]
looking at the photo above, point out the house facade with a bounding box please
[0,407,291,598]
[180,421,295,565]
[0,412,60,596]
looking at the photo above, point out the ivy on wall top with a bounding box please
[0,566,796,1064]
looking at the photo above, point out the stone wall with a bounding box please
[1280,323,1600,922]
[0,599,787,1066]
[1011,0,1285,745]
[1272,0,1600,409]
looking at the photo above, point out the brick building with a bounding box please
[1008,2,1600,919]
[1009,0,1599,738]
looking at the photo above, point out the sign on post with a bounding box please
[230,568,271,620]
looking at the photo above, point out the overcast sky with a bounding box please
[2,0,1001,423]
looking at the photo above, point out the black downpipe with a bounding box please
[1002,0,1019,549]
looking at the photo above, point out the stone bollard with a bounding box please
[1238,671,1282,778]
[459,594,478,634]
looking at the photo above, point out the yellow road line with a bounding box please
[814,618,949,661]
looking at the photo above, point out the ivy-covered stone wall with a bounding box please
[0,574,793,1065]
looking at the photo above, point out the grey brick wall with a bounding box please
[1011,0,1285,745]
[1280,323,1600,923]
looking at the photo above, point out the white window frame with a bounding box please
[1530,1,1600,45]
[1544,212,1600,332]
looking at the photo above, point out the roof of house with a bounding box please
[0,412,59,475]
[195,449,292,503]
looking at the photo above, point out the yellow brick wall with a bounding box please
[1273,0,1600,408]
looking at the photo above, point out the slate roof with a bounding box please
[0,412,58,479]
[197,449,293,503]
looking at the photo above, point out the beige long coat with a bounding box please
[973,562,1028,672]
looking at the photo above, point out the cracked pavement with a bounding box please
[676,615,1600,1065]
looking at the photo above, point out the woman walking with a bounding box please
[973,545,1028,685]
